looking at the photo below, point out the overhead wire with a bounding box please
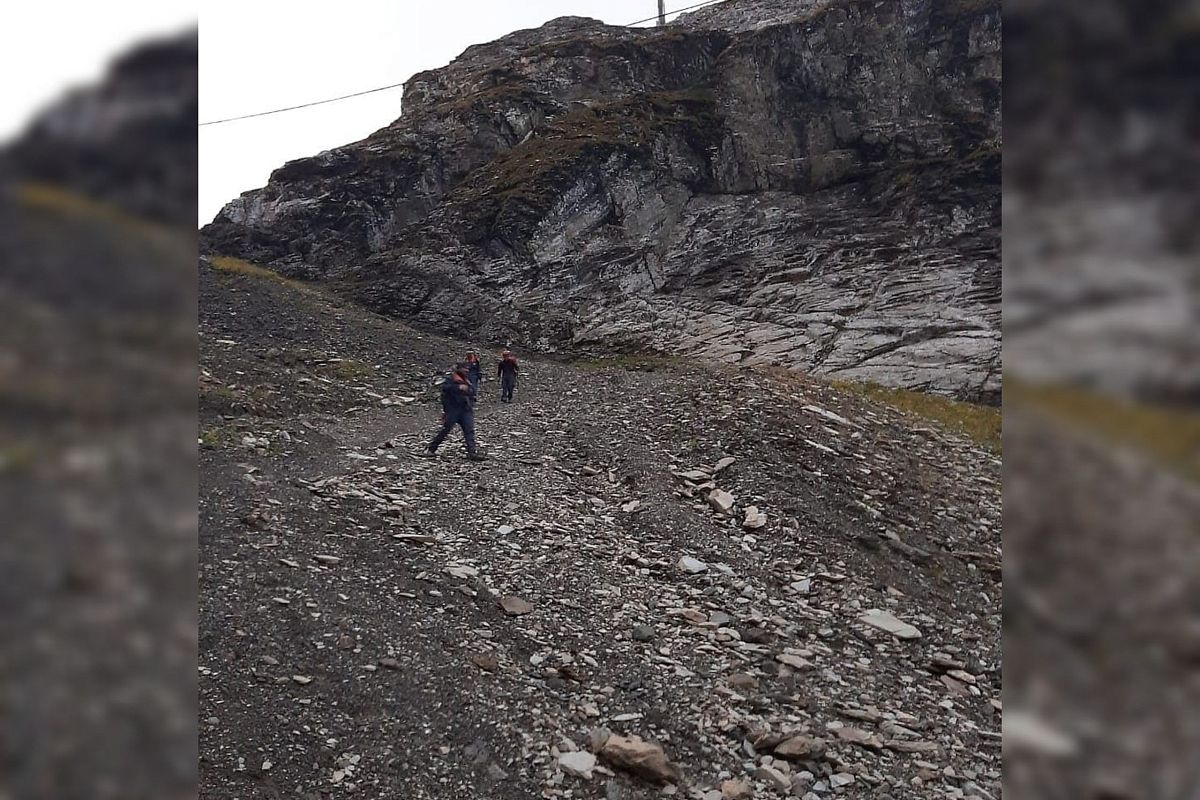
[199,0,729,126]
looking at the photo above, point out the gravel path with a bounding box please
[200,258,1001,799]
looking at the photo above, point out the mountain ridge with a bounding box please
[201,0,1000,402]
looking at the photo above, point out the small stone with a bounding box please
[497,524,515,535]
[588,727,612,752]
[313,554,341,564]
[598,734,680,785]
[948,669,977,685]
[378,658,402,670]
[709,611,734,627]
[632,624,657,642]
[291,675,313,685]
[721,778,752,799]
[835,726,883,751]
[775,653,813,671]
[884,739,940,754]
[756,764,790,792]
[747,728,788,751]
[471,652,499,672]
[742,506,767,530]
[858,609,922,640]
[830,773,855,789]
[558,750,597,779]
[498,596,534,615]
[708,489,736,516]
[678,556,708,574]
[727,672,759,691]
[775,735,826,760]
[713,456,737,473]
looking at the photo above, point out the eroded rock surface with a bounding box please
[202,0,1000,401]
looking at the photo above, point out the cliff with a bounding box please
[202,0,1000,401]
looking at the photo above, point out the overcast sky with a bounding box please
[199,0,697,226]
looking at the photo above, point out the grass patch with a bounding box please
[317,359,375,381]
[198,424,236,450]
[830,379,1002,452]
[1008,378,1200,483]
[209,255,312,292]
[16,182,185,240]
[15,182,196,264]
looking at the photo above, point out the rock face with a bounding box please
[202,0,1000,401]
[4,31,198,227]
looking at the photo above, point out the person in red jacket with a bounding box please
[497,350,519,403]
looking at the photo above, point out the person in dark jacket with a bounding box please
[497,350,519,402]
[424,363,486,460]
[464,351,483,396]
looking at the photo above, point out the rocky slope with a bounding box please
[202,0,1000,402]
[0,31,198,800]
[199,257,1001,799]
[1004,0,1200,403]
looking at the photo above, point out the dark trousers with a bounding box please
[500,374,516,401]
[429,409,476,454]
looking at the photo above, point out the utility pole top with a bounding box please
[658,0,666,26]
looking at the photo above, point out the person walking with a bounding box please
[424,363,486,460]
[464,351,483,397]
[497,350,519,403]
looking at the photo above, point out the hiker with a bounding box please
[425,363,486,460]
[497,349,519,403]
[464,351,483,396]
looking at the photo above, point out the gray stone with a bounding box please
[632,624,657,642]
[858,609,922,640]
[558,750,597,779]
[743,506,767,530]
[708,489,736,516]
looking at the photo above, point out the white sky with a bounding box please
[199,1,693,226]
[0,3,196,141]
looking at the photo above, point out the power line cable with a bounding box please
[199,0,728,126]
[199,81,407,126]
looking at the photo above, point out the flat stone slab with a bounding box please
[858,609,922,640]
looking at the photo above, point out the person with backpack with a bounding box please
[464,351,483,397]
[424,363,486,460]
[497,350,519,403]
